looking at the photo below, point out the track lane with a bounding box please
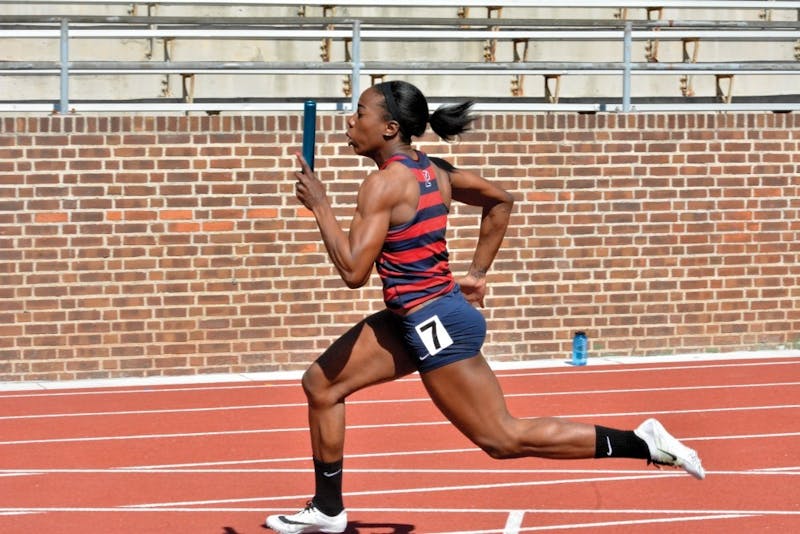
[0,356,797,533]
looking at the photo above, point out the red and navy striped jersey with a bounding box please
[376,151,455,312]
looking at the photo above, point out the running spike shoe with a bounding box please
[266,501,347,534]
[634,418,706,480]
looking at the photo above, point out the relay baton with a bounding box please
[302,100,317,171]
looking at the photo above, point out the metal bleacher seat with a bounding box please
[0,0,799,113]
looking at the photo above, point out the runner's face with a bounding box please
[346,88,393,157]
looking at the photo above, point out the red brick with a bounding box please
[34,212,68,223]
[1,112,798,380]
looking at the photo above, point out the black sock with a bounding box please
[312,458,344,516]
[594,425,650,460]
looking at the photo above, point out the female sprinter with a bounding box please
[266,81,704,534]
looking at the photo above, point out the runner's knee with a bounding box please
[476,434,523,459]
[301,366,337,408]
[470,418,526,459]
[474,417,562,459]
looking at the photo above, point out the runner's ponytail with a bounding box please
[429,101,475,142]
[375,81,475,144]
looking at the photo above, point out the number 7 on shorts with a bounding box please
[414,315,454,357]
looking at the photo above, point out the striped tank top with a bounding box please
[376,151,455,312]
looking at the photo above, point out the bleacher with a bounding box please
[1,0,799,113]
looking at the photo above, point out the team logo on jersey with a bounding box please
[422,169,432,188]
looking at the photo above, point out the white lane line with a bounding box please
[0,505,794,533]
[0,421,443,446]
[1,352,797,396]
[0,506,796,516]
[3,406,799,446]
[527,514,758,532]
[503,510,525,534]
[123,473,684,508]
[1,467,797,477]
[751,466,800,473]
[685,431,800,442]
[0,467,684,475]
[0,403,308,421]
[497,359,800,378]
[0,383,289,399]
[0,507,264,513]
[127,447,479,469]
[430,513,759,533]
[3,381,798,421]
[0,369,307,395]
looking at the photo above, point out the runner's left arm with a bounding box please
[431,157,514,306]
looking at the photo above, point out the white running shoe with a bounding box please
[634,418,705,480]
[266,501,348,534]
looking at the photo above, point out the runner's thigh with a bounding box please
[307,309,417,399]
[420,355,513,443]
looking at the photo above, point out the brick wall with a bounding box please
[1,112,798,382]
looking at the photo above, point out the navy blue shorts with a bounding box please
[392,287,487,373]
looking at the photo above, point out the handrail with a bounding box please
[3,16,800,28]
[4,12,799,39]
[4,61,799,75]
[2,0,800,8]
[2,13,799,114]
[4,101,799,112]
[4,27,800,41]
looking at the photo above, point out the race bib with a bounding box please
[414,314,454,357]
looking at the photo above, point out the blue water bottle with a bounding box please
[572,331,588,366]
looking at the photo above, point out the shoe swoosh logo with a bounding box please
[605,436,613,456]
[657,448,678,462]
[323,469,342,478]
[280,518,313,526]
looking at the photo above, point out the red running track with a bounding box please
[1,355,799,533]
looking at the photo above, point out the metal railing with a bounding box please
[2,2,800,113]
[3,1,800,8]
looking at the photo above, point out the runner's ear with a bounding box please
[383,120,401,140]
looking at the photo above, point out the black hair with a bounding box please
[428,156,457,173]
[375,81,475,143]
